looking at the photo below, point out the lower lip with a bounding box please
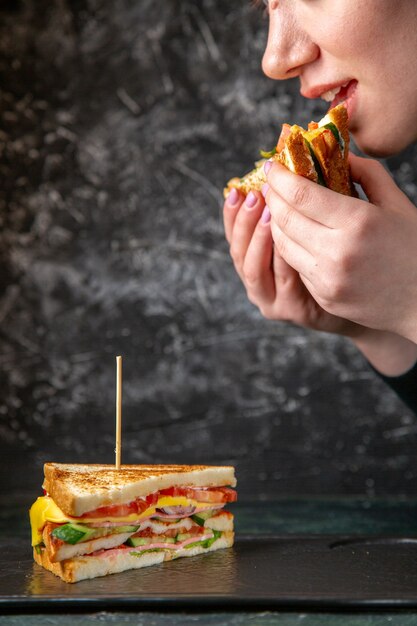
[330,80,358,118]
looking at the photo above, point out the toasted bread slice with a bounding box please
[303,104,353,195]
[43,463,236,517]
[321,104,350,159]
[33,530,235,583]
[42,524,136,563]
[276,125,317,182]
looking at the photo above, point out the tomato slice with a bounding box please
[217,487,238,502]
[81,493,157,519]
[277,123,292,152]
[159,486,237,503]
[158,486,189,498]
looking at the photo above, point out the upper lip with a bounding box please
[301,80,353,100]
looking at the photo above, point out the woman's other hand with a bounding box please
[223,174,417,377]
[264,155,417,343]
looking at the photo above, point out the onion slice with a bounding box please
[158,505,196,516]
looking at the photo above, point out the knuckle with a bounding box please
[279,207,294,232]
[229,244,243,268]
[321,265,350,302]
[243,266,259,289]
[259,304,274,320]
[246,289,264,311]
[246,291,258,306]
[353,211,375,242]
[367,158,385,175]
[317,282,336,310]
[330,276,347,301]
[338,250,356,278]
[336,232,363,277]
[274,233,287,258]
[292,181,311,208]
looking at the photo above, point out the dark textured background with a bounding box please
[1,0,417,501]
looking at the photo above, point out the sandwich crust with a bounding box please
[276,126,317,182]
[223,164,267,197]
[326,104,349,158]
[33,531,235,583]
[306,104,354,195]
[43,463,236,517]
[308,130,352,195]
[224,104,354,198]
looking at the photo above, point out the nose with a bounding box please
[262,7,319,80]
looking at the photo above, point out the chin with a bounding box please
[357,143,396,158]
[353,129,414,159]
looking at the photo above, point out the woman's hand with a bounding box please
[223,175,417,377]
[264,154,417,343]
[223,186,363,337]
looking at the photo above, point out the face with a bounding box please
[261,0,417,157]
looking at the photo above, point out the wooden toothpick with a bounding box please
[115,355,122,470]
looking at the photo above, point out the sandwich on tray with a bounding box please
[30,463,237,583]
[224,103,356,198]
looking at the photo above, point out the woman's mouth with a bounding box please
[321,80,358,116]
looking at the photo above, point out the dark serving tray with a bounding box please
[3,534,417,610]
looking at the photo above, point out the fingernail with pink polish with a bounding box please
[264,160,272,175]
[261,183,269,197]
[261,206,271,224]
[245,191,257,208]
[228,188,239,206]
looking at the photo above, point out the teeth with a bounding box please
[321,87,341,102]
[320,81,350,102]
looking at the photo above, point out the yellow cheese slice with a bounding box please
[30,495,216,546]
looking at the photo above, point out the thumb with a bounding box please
[349,153,398,207]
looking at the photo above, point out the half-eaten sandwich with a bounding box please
[224,103,355,197]
[30,463,237,583]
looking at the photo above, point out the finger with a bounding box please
[272,248,321,327]
[223,188,245,244]
[266,185,327,253]
[242,207,276,305]
[267,161,357,228]
[349,153,406,207]
[229,191,265,276]
[272,246,300,290]
[272,249,316,325]
[270,220,316,279]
